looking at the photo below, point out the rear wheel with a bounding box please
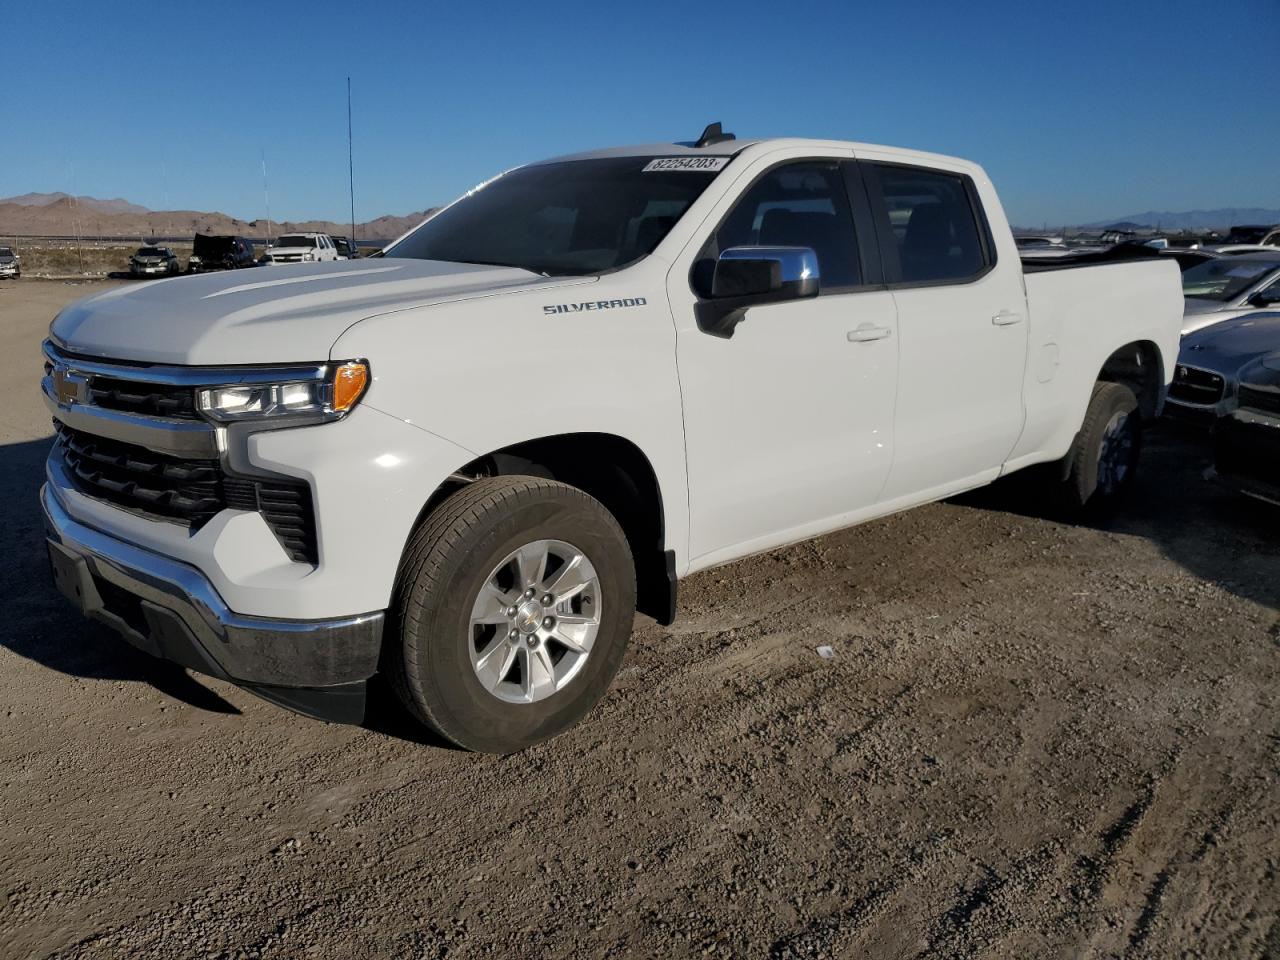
[1060,381,1142,516]
[387,476,636,753]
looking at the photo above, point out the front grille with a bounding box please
[56,424,318,564]
[87,375,199,419]
[59,423,223,524]
[1169,365,1225,406]
[1239,385,1280,416]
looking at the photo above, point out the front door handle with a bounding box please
[848,323,893,343]
[992,310,1023,326]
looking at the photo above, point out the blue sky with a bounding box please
[2,0,1277,226]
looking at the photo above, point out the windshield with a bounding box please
[136,247,165,257]
[277,235,316,248]
[383,156,727,275]
[0,247,11,257]
[1181,258,1279,301]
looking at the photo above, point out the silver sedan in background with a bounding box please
[1181,252,1280,334]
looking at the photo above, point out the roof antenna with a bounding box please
[695,121,735,148]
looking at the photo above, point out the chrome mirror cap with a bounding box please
[718,245,820,292]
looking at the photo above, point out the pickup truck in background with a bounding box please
[40,128,1183,752]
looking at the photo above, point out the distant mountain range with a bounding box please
[1,192,151,216]
[1079,208,1280,231]
[0,192,436,242]
[5,192,1278,241]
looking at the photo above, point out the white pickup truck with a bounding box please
[41,127,1182,752]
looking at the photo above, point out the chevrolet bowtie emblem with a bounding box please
[52,363,88,405]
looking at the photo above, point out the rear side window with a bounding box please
[866,163,991,285]
[694,161,862,296]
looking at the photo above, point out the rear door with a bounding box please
[669,151,900,568]
[858,156,1029,501]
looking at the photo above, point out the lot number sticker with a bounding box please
[642,157,730,172]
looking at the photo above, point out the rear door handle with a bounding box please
[992,310,1023,326]
[848,323,893,343]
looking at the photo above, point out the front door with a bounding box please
[669,155,899,570]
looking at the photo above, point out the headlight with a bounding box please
[303,252,315,261]
[197,360,369,423]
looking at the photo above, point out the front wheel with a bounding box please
[1060,381,1141,517]
[387,476,636,753]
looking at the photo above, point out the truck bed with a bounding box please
[1020,244,1169,273]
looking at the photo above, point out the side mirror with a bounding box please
[697,246,820,338]
[1248,289,1280,308]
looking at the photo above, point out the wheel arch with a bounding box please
[412,431,676,626]
[1097,339,1164,420]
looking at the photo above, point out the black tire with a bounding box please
[1060,381,1141,516]
[387,476,636,753]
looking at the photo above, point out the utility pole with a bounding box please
[69,161,84,274]
[261,148,273,245]
[347,77,357,247]
[161,159,170,240]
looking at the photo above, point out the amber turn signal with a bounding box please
[332,361,370,413]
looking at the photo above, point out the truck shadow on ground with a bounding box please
[0,436,240,715]
[3,423,1275,728]
[955,421,1280,614]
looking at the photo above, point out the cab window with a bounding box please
[694,161,862,296]
[866,163,992,285]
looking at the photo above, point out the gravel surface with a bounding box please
[2,279,1277,959]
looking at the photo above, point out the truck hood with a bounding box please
[266,246,316,257]
[51,258,582,365]
[1180,312,1280,374]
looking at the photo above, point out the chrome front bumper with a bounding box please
[41,484,384,722]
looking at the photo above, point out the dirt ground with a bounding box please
[1,278,1277,959]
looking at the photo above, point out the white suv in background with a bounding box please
[264,233,339,265]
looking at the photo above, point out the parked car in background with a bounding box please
[1166,311,1280,424]
[332,236,357,260]
[129,245,182,277]
[1180,252,1280,334]
[0,246,20,278]
[1225,225,1280,247]
[1213,353,1280,506]
[188,234,257,273]
[1198,245,1279,256]
[1160,248,1218,272]
[1015,236,1065,249]
[40,131,1183,751]
[1105,240,1218,273]
[263,233,339,264]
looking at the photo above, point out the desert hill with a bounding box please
[0,193,435,243]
